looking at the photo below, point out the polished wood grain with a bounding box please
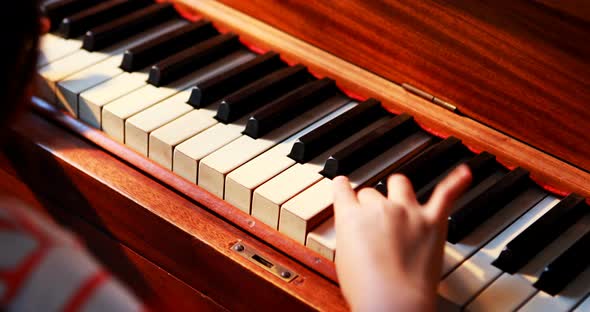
[212,0,590,174]
[4,109,348,311]
[535,0,590,23]
[0,168,226,311]
[176,0,590,203]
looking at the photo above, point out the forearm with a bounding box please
[342,272,436,312]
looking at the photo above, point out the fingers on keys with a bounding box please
[425,164,472,223]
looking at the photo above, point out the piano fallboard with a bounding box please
[214,0,590,174]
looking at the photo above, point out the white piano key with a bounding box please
[199,95,349,198]
[151,105,219,170]
[38,49,106,114]
[224,102,357,214]
[39,22,182,115]
[125,91,193,155]
[102,83,177,142]
[279,132,433,244]
[306,217,336,261]
[465,212,590,312]
[37,34,82,67]
[102,51,255,142]
[253,163,323,228]
[437,196,560,306]
[442,187,547,276]
[54,56,122,117]
[519,267,590,312]
[439,250,504,308]
[173,119,246,183]
[56,20,185,117]
[224,140,297,213]
[250,116,391,228]
[574,295,590,312]
[469,273,535,312]
[78,71,148,128]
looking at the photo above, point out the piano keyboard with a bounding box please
[36,1,589,311]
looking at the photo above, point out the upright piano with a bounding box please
[3,0,589,310]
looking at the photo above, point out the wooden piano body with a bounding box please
[2,0,589,310]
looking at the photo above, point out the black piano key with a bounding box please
[243,78,340,139]
[374,136,468,195]
[533,230,590,295]
[492,193,588,274]
[288,98,388,163]
[447,167,531,244]
[188,51,286,108]
[213,64,312,122]
[398,137,466,188]
[82,3,178,52]
[414,151,497,204]
[147,33,242,87]
[321,113,419,179]
[41,0,103,31]
[463,151,497,184]
[58,0,152,39]
[120,20,219,72]
[374,178,388,196]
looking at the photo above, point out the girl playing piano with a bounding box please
[0,1,472,311]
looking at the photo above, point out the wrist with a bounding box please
[351,296,434,312]
[348,285,435,312]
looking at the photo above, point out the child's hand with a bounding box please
[333,164,472,312]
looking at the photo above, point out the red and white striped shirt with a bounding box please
[1,196,144,311]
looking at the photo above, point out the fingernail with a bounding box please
[333,176,348,183]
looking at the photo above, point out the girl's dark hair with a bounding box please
[2,0,41,125]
